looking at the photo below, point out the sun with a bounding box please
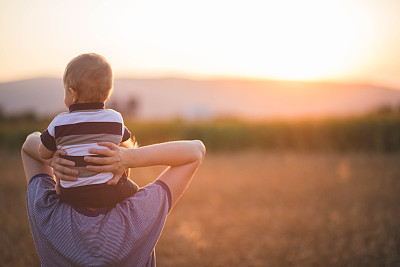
[205,0,370,81]
[261,1,366,81]
[88,0,372,82]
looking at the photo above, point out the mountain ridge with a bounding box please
[1,77,400,120]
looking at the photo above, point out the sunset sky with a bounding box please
[1,0,400,87]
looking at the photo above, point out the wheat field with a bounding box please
[1,150,400,266]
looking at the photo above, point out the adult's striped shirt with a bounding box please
[40,102,131,188]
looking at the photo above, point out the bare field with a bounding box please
[1,150,400,266]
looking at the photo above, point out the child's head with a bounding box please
[63,53,113,106]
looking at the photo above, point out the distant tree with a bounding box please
[124,96,139,118]
[0,105,4,121]
[107,100,120,111]
[107,97,140,118]
[374,105,394,115]
[15,110,38,122]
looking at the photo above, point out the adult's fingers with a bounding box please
[54,149,66,156]
[97,142,119,150]
[87,142,118,155]
[84,155,114,165]
[52,149,78,181]
[86,148,114,157]
[107,173,123,185]
[53,149,75,166]
[53,157,76,167]
[53,163,79,176]
[54,170,78,181]
[86,164,116,173]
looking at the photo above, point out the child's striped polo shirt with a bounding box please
[40,102,131,188]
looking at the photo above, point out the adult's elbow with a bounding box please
[21,132,40,153]
[193,140,206,162]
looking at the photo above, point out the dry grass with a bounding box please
[1,150,400,266]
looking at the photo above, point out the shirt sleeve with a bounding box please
[40,130,57,151]
[122,126,131,142]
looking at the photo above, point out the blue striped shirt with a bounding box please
[26,174,171,267]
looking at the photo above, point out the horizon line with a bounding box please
[1,75,399,90]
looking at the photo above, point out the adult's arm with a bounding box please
[21,132,54,183]
[84,141,206,209]
[118,137,136,178]
[21,132,78,184]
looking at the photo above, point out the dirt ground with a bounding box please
[1,150,400,266]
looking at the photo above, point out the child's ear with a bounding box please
[68,87,79,103]
[105,87,113,101]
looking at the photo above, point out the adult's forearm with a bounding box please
[125,140,205,168]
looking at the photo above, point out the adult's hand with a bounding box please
[85,142,128,185]
[41,150,77,195]
[51,150,78,181]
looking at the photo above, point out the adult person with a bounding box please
[21,132,205,266]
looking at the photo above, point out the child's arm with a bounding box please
[38,142,54,160]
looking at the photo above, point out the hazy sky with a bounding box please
[1,0,400,87]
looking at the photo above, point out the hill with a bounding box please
[1,77,400,120]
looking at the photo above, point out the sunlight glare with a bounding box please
[72,0,374,81]
[213,0,372,81]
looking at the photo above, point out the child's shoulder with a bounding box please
[50,111,70,122]
[104,108,119,113]
[104,108,124,118]
[104,108,121,114]
[50,108,123,124]
[45,111,70,130]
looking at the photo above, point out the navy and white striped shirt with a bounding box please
[26,174,171,266]
[41,102,131,188]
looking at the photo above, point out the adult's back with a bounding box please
[22,132,205,266]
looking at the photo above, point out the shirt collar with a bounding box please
[69,102,105,112]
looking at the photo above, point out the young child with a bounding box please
[39,53,138,208]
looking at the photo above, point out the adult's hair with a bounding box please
[63,53,113,102]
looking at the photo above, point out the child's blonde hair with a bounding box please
[63,53,113,103]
